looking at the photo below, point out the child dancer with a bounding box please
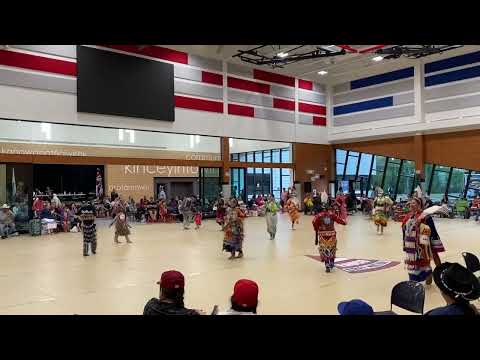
[109,210,132,244]
[194,209,202,230]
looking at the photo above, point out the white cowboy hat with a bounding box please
[1,204,10,209]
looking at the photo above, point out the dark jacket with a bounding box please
[143,298,200,316]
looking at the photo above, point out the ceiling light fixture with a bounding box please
[277,52,289,58]
[372,55,384,62]
[318,70,328,75]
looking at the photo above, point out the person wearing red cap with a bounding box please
[217,279,259,315]
[143,270,204,316]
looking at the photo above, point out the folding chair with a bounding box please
[376,281,425,315]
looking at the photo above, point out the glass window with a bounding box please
[272,168,281,199]
[282,174,291,190]
[401,160,415,176]
[345,154,359,176]
[263,150,271,163]
[372,155,387,173]
[281,148,291,163]
[239,153,246,162]
[231,153,239,161]
[336,163,345,178]
[358,153,373,176]
[247,152,254,162]
[255,168,263,195]
[448,168,468,199]
[397,175,415,201]
[263,167,271,195]
[255,151,263,163]
[272,149,280,163]
[336,149,347,164]
[430,167,450,201]
[383,162,400,198]
[424,164,433,189]
[467,171,480,199]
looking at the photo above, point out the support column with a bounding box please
[414,133,425,180]
[414,61,425,124]
[221,136,230,186]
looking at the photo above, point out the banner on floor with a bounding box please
[306,256,400,273]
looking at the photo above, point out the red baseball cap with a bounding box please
[232,279,259,308]
[157,270,185,290]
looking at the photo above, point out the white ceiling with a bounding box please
[163,45,480,85]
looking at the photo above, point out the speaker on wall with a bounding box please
[76,45,175,122]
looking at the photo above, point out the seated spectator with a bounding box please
[51,193,62,209]
[32,196,45,218]
[39,202,54,220]
[0,204,18,239]
[425,262,479,316]
[337,299,374,315]
[217,279,259,315]
[143,270,204,316]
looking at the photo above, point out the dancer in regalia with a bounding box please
[372,187,393,234]
[265,194,280,240]
[312,192,347,273]
[215,196,227,230]
[286,194,300,230]
[95,168,104,199]
[402,187,447,284]
[109,210,132,244]
[222,199,246,259]
[79,201,97,257]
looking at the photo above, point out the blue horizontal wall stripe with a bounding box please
[425,64,480,87]
[425,51,480,74]
[350,67,414,90]
[333,96,393,116]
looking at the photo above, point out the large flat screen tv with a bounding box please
[77,45,174,122]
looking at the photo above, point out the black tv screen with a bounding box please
[77,45,174,122]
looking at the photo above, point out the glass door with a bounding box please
[199,167,222,209]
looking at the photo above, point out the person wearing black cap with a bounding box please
[143,270,204,316]
[426,262,479,316]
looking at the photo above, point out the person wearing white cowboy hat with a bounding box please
[0,204,18,239]
[426,262,480,316]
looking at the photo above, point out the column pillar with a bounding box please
[414,133,425,180]
[221,136,230,185]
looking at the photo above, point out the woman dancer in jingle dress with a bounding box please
[402,195,446,284]
[265,195,280,240]
[373,188,393,234]
[286,195,300,230]
[312,192,347,272]
[222,199,246,259]
[109,210,132,244]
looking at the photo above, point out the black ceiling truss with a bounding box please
[375,45,464,59]
[233,45,346,68]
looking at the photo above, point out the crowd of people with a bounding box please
[143,261,479,316]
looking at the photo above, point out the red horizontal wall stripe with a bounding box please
[299,102,326,115]
[273,98,295,111]
[227,77,270,94]
[100,45,188,64]
[228,103,254,117]
[313,116,327,126]
[0,49,77,76]
[201,71,223,85]
[175,95,223,113]
[298,79,313,90]
[253,69,295,87]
